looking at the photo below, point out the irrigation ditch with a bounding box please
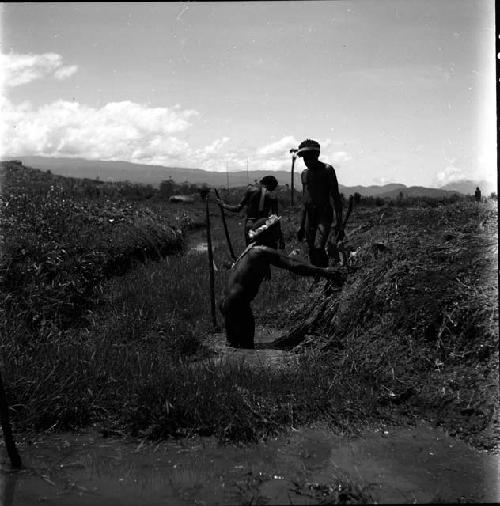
[1,194,498,505]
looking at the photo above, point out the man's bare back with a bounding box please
[220,217,346,348]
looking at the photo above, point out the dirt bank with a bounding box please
[274,202,499,450]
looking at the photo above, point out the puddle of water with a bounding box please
[3,423,498,505]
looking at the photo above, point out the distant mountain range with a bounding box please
[441,179,497,196]
[5,156,495,198]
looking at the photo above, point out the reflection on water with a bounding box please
[2,423,498,505]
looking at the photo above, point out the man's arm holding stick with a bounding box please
[215,189,249,213]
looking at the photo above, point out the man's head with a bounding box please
[248,214,282,248]
[259,175,278,191]
[297,139,320,167]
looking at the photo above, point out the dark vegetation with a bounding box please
[277,203,498,448]
[0,161,202,332]
[0,161,497,454]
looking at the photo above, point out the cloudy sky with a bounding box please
[0,1,496,187]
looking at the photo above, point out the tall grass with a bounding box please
[2,164,497,448]
[0,186,349,440]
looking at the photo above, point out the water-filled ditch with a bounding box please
[2,422,498,505]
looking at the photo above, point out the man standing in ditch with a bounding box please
[296,139,344,267]
[219,215,345,349]
[215,175,284,248]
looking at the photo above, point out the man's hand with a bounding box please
[297,226,305,242]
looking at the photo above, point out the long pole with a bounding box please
[214,188,236,261]
[204,191,217,329]
[290,154,296,207]
[226,162,229,191]
[0,367,21,468]
[246,159,249,186]
[343,195,354,229]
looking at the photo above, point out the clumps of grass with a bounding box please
[1,188,330,442]
[0,162,190,333]
[2,172,496,450]
[4,338,377,441]
[2,243,378,440]
[282,202,498,446]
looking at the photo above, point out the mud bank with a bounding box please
[2,422,498,505]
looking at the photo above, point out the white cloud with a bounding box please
[1,98,199,164]
[0,91,352,176]
[257,136,298,156]
[54,65,79,80]
[331,151,352,163]
[435,165,466,186]
[371,176,398,186]
[203,137,230,155]
[0,52,79,87]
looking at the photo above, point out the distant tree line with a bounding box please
[348,191,469,208]
[159,178,208,198]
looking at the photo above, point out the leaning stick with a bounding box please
[200,189,217,330]
[0,367,21,468]
[290,149,298,207]
[343,195,354,229]
[213,188,236,261]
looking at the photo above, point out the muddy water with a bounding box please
[2,423,498,505]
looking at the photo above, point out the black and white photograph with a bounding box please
[0,1,498,504]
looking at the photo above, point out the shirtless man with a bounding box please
[216,175,284,247]
[219,215,345,349]
[296,139,344,267]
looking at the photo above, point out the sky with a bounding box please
[0,1,496,187]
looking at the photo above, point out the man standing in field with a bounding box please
[296,139,344,267]
[216,175,284,248]
[219,215,345,349]
[474,187,482,203]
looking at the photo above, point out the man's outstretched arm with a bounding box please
[265,248,345,281]
[217,190,250,213]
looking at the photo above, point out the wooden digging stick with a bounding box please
[0,367,21,468]
[201,189,218,330]
[213,188,236,261]
[343,195,354,230]
[290,150,297,207]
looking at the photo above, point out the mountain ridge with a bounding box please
[3,155,491,197]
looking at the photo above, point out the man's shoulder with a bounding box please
[245,186,261,200]
[321,161,335,172]
[246,184,260,194]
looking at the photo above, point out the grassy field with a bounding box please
[0,161,497,450]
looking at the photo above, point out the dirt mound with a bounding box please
[275,202,499,448]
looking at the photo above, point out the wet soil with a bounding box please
[2,422,498,505]
[197,325,297,369]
